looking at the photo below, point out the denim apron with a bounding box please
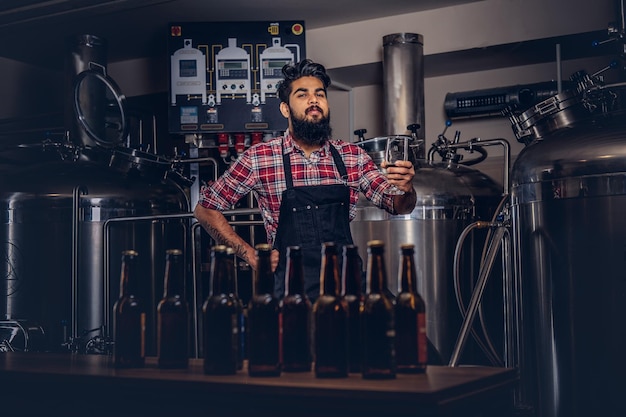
[273,142,353,302]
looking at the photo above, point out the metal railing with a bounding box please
[101,207,262,357]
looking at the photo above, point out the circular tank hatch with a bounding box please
[73,62,128,148]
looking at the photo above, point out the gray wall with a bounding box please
[0,0,616,182]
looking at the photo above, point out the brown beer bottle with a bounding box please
[113,250,145,368]
[361,240,396,379]
[226,247,245,371]
[341,244,363,373]
[395,243,427,373]
[313,242,348,378]
[247,243,281,376]
[157,249,189,369]
[202,245,240,375]
[281,246,312,372]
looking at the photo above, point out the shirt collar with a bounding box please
[284,131,330,157]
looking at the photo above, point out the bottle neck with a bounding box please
[119,254,138,298]
[366,250,387,294]
[285,252,304,296]
[400,251,416,294]
[225,255,237,295]
[342,252,362,296]
[320,251,340,297]
[210,252,227,296]
[164,253,184,298]
[255,251,274,295]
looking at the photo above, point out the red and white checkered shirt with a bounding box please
[198,132,397,245]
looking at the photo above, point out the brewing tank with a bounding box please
[352,33,504,364]
[0,148,190,354]
[351,158,503,363]
[510,116,626,417]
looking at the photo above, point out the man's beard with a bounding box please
[290,107,332,146]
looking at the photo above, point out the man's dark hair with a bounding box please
[277,59,331,103]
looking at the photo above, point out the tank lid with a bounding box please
[383,33,423,46]
[73,65,128,149]
[511,120,626,187]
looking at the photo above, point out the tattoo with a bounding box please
[204,223,249,263]
[231,243,250,263]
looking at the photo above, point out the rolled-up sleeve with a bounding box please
[198,154,255,211]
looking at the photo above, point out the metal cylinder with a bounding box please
[511,112,626,417]
[0,152,189,354]
[353,32,502,366]
[351,161,503,364]
[382,33,425,139]
[64,34,107,148]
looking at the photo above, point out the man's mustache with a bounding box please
[306,106,323,114]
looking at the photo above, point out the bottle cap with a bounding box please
[255,243,271,252]
[213,245,228,253]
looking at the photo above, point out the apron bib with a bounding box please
[273,143,353,301]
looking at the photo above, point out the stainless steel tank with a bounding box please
[0,34,192,355]
[0,149,190,354]
[351,33,504,364]
[351,158,503,364]
[510,87,626,416]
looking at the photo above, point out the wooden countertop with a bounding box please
[0,352,518,417]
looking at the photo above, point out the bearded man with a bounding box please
[194,59,416,302]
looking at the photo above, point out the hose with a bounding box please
[451,193,510,366]
[459,145,488,166]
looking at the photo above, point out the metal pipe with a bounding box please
[501,227,517,369]
[71,185,88,343]
[175,155,219,212]
[618,0,626,34]
[382,33,425,137]
[451,220,501,366]
[556,44,562,93]
[103,212,195,347]
[447,138,510,195]
[152,115,158,155]
[478,194,512,362]
[429,137,510,195]
[191,221,203,357]
[103,207,261,357]
[449,225,508,367]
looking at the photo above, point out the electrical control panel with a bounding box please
[168,21,305,134]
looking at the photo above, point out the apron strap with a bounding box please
[282,139,294,188]
[328,143,348,180]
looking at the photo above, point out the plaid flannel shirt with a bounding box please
[198,132,398,245]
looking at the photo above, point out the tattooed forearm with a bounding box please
[195,206,254,266]
[231,243,250,263]
[203,224,245,260]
